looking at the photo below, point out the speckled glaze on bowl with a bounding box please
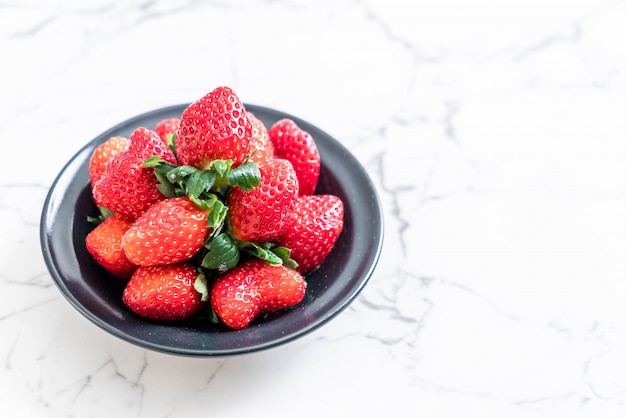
[40,104,384,357]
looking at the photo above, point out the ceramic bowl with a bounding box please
[40,104,384,356]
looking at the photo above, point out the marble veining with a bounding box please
[3,0,626,416]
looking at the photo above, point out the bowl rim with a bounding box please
[40,103,384,356]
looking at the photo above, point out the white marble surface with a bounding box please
[3,0,626,416]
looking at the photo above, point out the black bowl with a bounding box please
[40,104,384,356]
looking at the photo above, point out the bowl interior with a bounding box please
[40,104,384,356]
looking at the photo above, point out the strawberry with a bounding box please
[227,158,299,243]
[88,136,130,186]
[122,262,205,321]
[175,86,253,170]
[247,112,274,164]
[276,194,344,275]
[85,212,138,279]
[210,263,261,330]
[154,117,180,147]
[210,258,306,329]
[252,259,307,311]
[122,197,210,266]
[92,127,176,219]
[268,119,320,196]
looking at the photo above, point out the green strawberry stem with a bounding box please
[201,233,240,272]
[193,270,210,302]
[238,242,283,266]
[87,205,115,225]
[238,241,301,267]
[271,246,299,270]
[223,162,260,192]
[144,156,260,196]
[165,132,177,158]
[200,230,298,272]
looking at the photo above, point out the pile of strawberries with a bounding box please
[84,86,344,330]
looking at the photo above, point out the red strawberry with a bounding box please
[228,158,299,243]
[247,112,274,164]
[154,117,180,146]
[92,127,176,220]
[253,259,307,312]
[122,262,205,321]
[89,136,130,186]
[268,119,320,195]
[210,258,306,330]
[122,197,210,266]
[276,194,344,275]
[85,213,138,279]
[175,86,253,169]
[210,264,262,330]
